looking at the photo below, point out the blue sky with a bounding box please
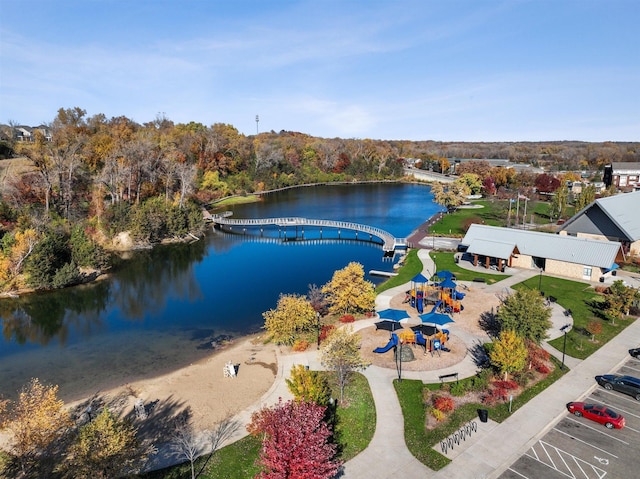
[1,0,638,141]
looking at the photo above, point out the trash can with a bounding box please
[478,409,488,423]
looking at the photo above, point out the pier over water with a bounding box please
[209,212,407,252]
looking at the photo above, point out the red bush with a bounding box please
[433,396,455,413]
[339,315,355,323]
[535,363,551,374]
[319,325,335,342]
[492,380,518,390]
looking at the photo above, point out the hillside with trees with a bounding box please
[1,107,639,294]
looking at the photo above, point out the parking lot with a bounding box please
[499,355,640,479]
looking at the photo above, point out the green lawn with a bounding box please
[514,276,637,359]
[376,249,422,293]
[430,251,507,285]
[428,200,506,236]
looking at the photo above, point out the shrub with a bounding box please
[430,407,445,422]
[535,363,551,374]
[492,380,518,390]
[433,396,455,413]
[449,381,468,397]
[339,315,355,323]
[470,369,492,392]
[292,340,310,352]
[319,325,335,342]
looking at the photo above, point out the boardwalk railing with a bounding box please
[210,213,406,252]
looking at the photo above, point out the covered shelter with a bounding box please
[459,224,625,282]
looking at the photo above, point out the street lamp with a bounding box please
[538,268,543,295]
[394,343,403,382]
[316,312,321,349]
[560,323,571,370]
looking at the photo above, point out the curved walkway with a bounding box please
[147,248,640,478]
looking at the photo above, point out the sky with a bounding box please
[1,0,639,142]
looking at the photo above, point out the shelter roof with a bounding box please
[461,224,621,268]
[466,238,517,259]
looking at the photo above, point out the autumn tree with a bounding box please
[322,262,376,316]
[455,173,482,195]
[320,326,369,401]
[550,185,570,221]
[534,173,561,193]
[431,182,469,211]
[247,399,341,479]
[586,320,603,341]
[496,288,552,344]
[263,293,317,345]
[490,330,528,380]
[63,407,149,478]
[575,184,596,211]
[1,378,73,475]
[286,364,331,406]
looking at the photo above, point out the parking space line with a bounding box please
[624,425,640,434]
[507,467,529,478]
[609,404,640,420]
[554,427,619,458]
[594,389,640,408]
[565,417,629,445]
[524,440,607,479]
[621,364,640,373]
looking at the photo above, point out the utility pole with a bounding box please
[255,115,259,135]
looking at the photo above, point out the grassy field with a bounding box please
[514,276,637,359]
[430,251,507,285]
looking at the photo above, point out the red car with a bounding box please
[566,402,625,429]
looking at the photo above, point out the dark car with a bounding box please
[630,347,640,359]
[566,402,625,429]
[595,374,640,400]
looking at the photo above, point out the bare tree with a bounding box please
[171,413,238,479]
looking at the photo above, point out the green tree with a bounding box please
[496,288,552,344]
[320,326,369,401]
[604,280,640,325]
[64,408,146,478]
[490,330,528,380]
[23,227,72,289]
[263,293,317,345]
[1,378,72,475]
[286,364,331,406]
[322,262,376,316]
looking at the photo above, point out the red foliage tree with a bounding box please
[534,173,561,193]
[247,399,342,479]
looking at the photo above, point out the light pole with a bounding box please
[538,268,543,293]
[560,324,571,370]
[316,312,321,349]
[255,115,259,135]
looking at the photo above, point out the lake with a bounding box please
[0,183,442,401]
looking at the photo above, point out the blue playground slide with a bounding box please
[416,295,424,313]
[415,331,427,347]
[453,291,466,300]
[373,333,398,353]
[430,300,443,313]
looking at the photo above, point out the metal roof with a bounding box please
[560,191,640,241]
[461,224,621,268]
[467,238,516,259]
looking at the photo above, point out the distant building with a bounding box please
[604,162,640,190]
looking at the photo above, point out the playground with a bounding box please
[360,275,497,373]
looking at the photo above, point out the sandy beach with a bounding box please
[64,279,497,433]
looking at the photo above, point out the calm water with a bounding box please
[0,183,442,400]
